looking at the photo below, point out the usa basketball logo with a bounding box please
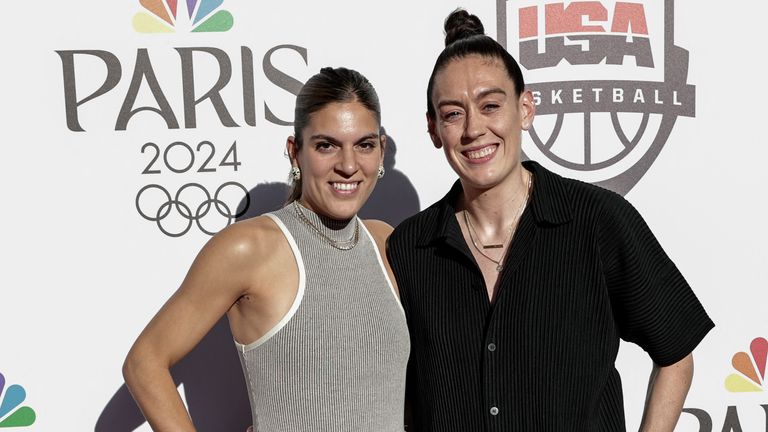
[496,0,695,194]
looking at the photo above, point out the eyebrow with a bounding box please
[309,133,380,144]
[477,87,507,99]
[436,87,508,110]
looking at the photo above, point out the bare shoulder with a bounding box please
[362,219,394,247]
[195,215,285,269]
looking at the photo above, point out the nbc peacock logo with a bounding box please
[725,337,768,392]
[133,0,234,33]
[0,372,36,428]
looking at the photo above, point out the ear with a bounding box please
[286,136,299,167]
[520,90,536,131]
[426,113,442,149]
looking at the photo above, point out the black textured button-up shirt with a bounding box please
[387,161,713,431]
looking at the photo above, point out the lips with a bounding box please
[463,144,497,161]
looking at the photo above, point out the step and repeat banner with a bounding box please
[1,0,765,430]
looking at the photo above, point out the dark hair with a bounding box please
[288,67,381,202]
[426,9,526,120]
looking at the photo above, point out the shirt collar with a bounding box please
[416,160,573,247]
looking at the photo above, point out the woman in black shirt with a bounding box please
[387,9,713,432]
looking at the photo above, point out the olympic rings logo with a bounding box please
[136,182,250,237]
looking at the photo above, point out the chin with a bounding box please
[460,171,507,190]
[327,209,359,221]
[322,201,362,220]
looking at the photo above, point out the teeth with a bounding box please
[466,146,496,159]
[333,182,358,191]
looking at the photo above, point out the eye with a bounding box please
[357,141,378,152]
[442,110,462,121]
[482,103,500,112]
[314,141,336,153]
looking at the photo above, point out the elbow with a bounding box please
[122,348,142,390]
[122,343,163,391]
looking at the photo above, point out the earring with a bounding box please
[290,166,301,181]
[377,165,385,179]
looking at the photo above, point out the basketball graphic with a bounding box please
[496,0,695,194]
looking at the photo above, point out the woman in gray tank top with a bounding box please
[123,67,410,432]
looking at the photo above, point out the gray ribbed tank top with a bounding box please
[235,202,410,432]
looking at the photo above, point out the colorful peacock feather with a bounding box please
[133,0,233,33]
[0,372,36,428]
[725,337,768,392]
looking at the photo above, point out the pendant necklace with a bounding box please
[463,173,533,272]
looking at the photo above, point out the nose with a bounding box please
[462,107,485,141]
[335,146,358,176]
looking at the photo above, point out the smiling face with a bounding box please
[428,55,534,192]
[288,101,385,221]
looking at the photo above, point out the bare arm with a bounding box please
[122,221,268,431]
[638,353,694,432]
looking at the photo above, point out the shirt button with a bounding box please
[490,406,499,416]
[487,343,497,352]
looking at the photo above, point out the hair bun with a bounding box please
[444,9,485,46]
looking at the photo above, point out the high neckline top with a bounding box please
[292,200,358,247]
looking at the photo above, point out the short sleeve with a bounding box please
[598,193,714,366]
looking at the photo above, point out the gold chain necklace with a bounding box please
[465,213,513,249]
[293,201,359,250]
[463,173,533,272]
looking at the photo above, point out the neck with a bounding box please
[295,199,354,225]
[293,200,356,233]
[459,165,531,234]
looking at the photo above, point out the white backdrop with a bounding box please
[1,0,766,430]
